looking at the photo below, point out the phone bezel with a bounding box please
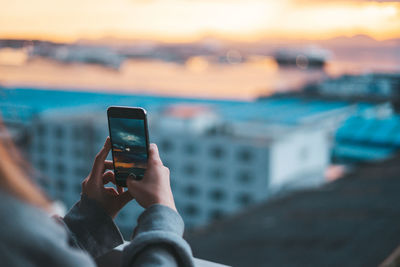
[107,106,150,187]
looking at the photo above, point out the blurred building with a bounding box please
[28,103,331,231]
[0,86,387,233]
[282,72,400,164]
[29,44,124,70]
[304,73,400,102]
[149,106,332,227]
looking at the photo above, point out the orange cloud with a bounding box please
[0,0,398,42]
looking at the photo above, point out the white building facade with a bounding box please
[29,107,330,232]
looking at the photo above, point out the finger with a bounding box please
[104,160,113,170]
[117,184,124,194]
[103,171,115,185]
[117,191,134,207]
[92,137,111,180]
[105,187,118,196]
[98,137,111,161]
[148,143,163,165]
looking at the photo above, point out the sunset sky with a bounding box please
[1,0,399,42]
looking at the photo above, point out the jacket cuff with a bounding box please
[63,194,123,258]
[123,204,194,266]
[133,204,184,238]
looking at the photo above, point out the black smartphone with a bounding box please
[107,106,150,187]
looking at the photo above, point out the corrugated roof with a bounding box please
[334,115,400,162]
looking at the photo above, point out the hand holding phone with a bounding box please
[81,137,133,219]
[107,107,150,187]
[126,143,176,212]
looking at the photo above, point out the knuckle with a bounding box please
[163,166,170,174]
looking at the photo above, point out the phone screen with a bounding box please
[108,116,148,185]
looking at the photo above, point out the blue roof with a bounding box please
[217,98,351,124]
[334,114,400,162]
[3,86,397,163]
[0,87,239,112]
[333,143,395,162]
[0,86,358,126]
[0,87,240,122]
[336,115,400,146]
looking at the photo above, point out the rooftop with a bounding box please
[186,155,400,267]
[334,115,400,162]
[0,87,360,126]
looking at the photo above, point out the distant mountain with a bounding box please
[4,33,397,49]
[319,34,400,47]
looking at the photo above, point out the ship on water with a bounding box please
[273,46,331,70]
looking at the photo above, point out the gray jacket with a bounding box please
[0,191,194,266]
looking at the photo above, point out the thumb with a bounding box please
[128,173,146,182]
[148,143,163,165]
[126,173,140,186]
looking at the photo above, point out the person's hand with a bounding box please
[127,144,177,212]
[81,137,133,218]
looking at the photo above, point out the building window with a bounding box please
[183,163,197,176]
[209,209,224,220]
[56,179,66,191]
[38,159,48,171]
[160,139,174,152]
[210,145,225,159]
[73,148,84,158]
[38,177,49,189]
[184,185,200,197]
[237,171,253,184]
[237,148,253,162]
[184,204,199,217]
[37,124,46,136]
[75,167,88,177]
[36,142,46,153]
[56,163,66,174]
[184,143,197,155]
[54,126,64,139]
[73,127,84,139]
[210,167,224,180]
[54,145,64,156]
[236,193,253,206]
[209,189,226,202]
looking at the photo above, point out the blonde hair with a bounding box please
[0,119,51,210]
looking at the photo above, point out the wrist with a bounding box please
[148,196,176,212]
[158,201,177,212]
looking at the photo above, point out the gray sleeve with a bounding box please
[122,204,194,267]
[62,194,124,258]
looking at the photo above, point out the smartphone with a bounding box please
[107,106,150,187]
